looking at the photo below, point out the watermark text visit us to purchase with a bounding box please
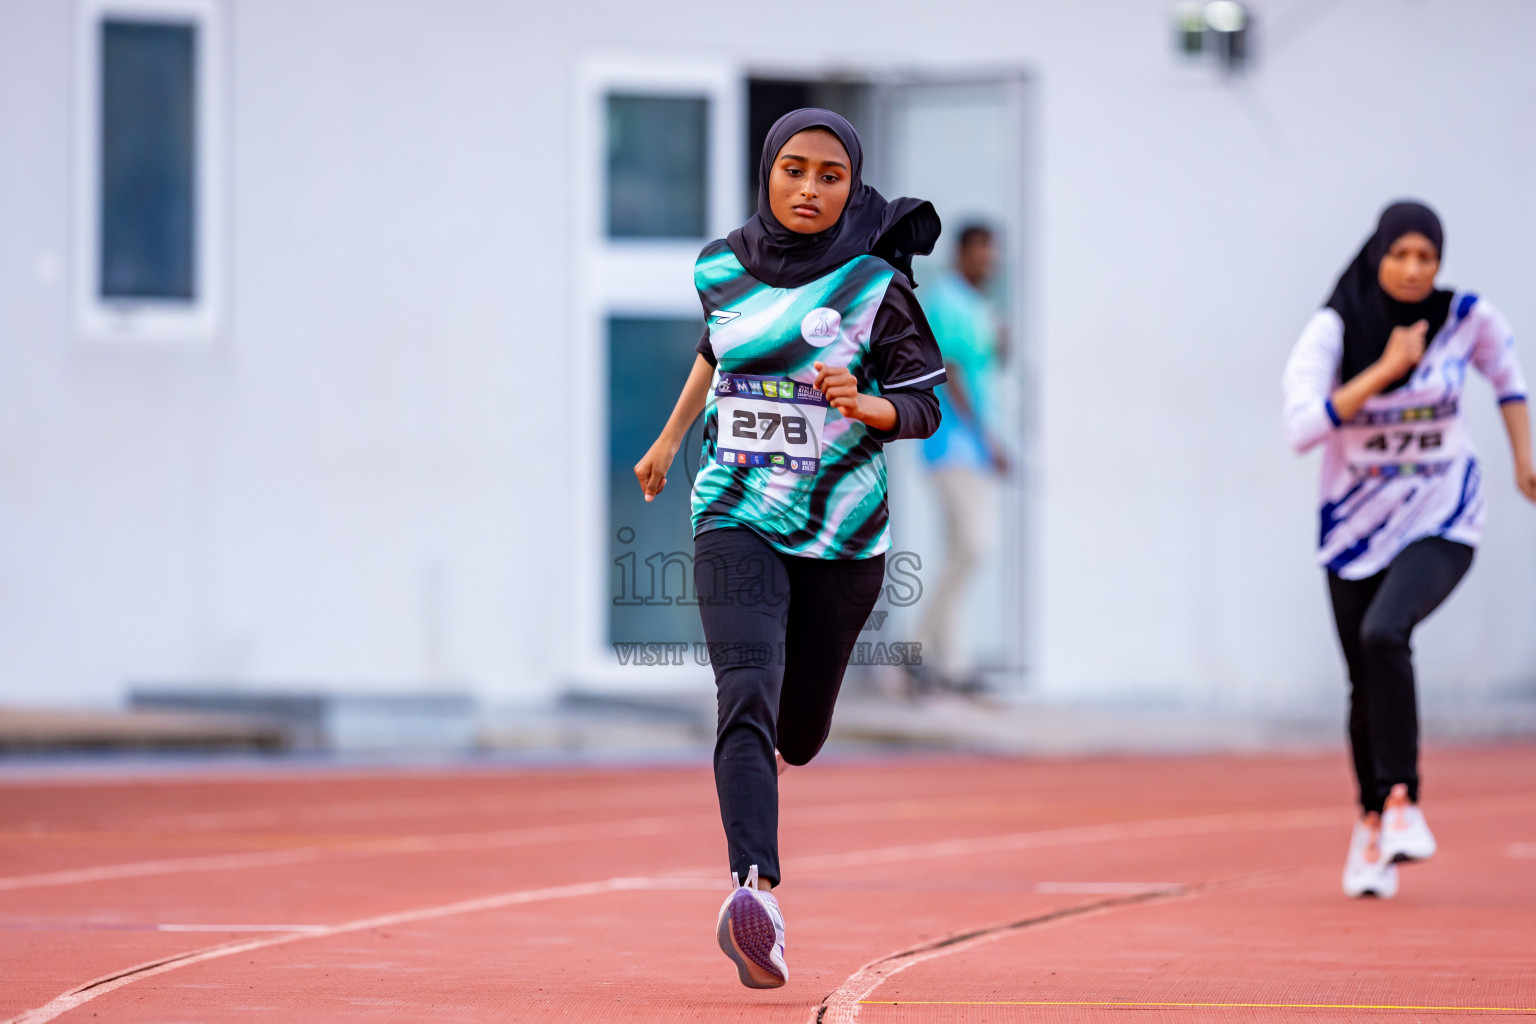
[612,536,926,667]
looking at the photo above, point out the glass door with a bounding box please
[871,75,1034,690]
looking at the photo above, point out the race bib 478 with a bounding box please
[1341,399,1463,478]
[713,373,829,476]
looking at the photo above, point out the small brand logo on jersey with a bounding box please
[709,309,741,324]
[801,307,841,345]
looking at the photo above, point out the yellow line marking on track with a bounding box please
[859,1000,1536,1013]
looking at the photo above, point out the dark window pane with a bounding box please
[606,95,707,239]
[100,20,196,300]
[608,317,707,646]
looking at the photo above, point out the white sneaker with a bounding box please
[716,865,787,989]
[1379,785,1437,863]
[1342,820,1398,899]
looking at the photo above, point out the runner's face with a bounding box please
[767,129,852,235]
[1377,232,1439,303]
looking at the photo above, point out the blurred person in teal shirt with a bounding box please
[915,224,1009,694]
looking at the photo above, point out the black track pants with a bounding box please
[694,527,886,886]
[1327,536,1473,814]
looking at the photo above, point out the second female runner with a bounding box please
[634,108,945,988]
[1283,200,1535,899]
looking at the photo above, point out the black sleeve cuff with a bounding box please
[866,389,941,443]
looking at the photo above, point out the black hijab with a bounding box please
[727,108,941,289]
[1326,200,1454,390]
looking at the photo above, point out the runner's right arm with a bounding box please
[635,354,715,501]
[1282,310,1425,452]
[1329,322,1426,421]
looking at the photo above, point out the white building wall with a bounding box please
[0,0,1531,709]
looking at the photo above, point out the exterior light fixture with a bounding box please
[1172,1,1252,72]
[1174,2,1206,56]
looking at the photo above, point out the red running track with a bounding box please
[1,747,1534,1022]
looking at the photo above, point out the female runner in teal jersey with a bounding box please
[634,109,947,989]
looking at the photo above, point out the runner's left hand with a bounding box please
[813,362,866,421]
[1517,461,1536,504]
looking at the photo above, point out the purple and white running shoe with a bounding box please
[715,864,787,988]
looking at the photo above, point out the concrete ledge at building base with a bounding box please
[129,687,479,752]
[829,695,1536,754]
[0,707,287,753]
[507,686,1536,758]
[477,689,714,757]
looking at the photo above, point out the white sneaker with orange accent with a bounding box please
[716,865,788,989]
[1342,819,1398,899]
[1379,784,1437,863]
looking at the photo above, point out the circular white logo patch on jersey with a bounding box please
[800,307,842,346]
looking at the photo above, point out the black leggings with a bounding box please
[694,527,886,886]
[1328,536,1473,814]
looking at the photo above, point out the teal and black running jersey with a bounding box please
[691,240,947,559]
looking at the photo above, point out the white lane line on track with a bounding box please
[2,875,692,1024]
[11,791,1528,895]
[0,793,1052,894]
[813,887,1196,1024]
[0,804,1342,1024]
[128,779,722,832]
[783,792,1534,877]
[156,924,330,933]
[1034,881,1180,894]
[0,815,690,893]
[785,807,1344,874]
[8,794,1525,1023]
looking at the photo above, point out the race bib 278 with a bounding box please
[713,373,829,476]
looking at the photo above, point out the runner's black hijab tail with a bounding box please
[728,108,941,289]
[1327,200,1454,391]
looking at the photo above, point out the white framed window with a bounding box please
[568,58,744,690]
[74,0,225,343]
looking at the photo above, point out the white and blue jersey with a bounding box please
[1282,292,1527,579]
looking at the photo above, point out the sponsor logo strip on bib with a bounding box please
[714,373,828,476]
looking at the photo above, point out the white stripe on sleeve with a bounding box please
[884,366,947,390]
